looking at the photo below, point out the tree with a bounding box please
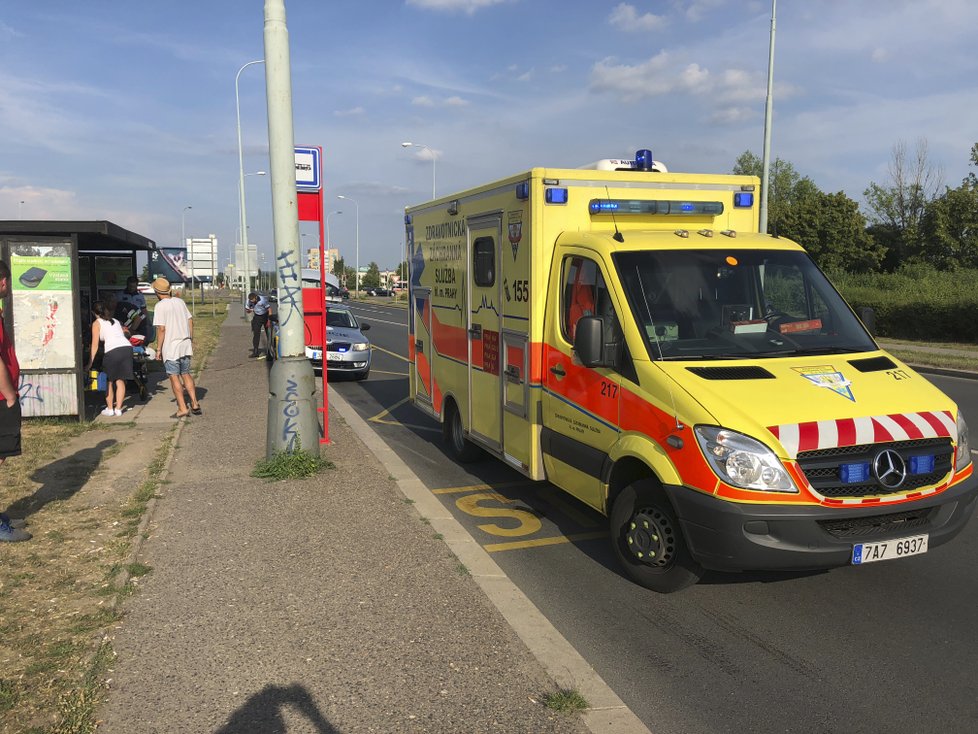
[361,262,381,289]
[863,138,944,269]
[331,256,345,281]
[733,151,814,231]
[343,266,356,290]
[735,150,882,272]
[920,180,978,270]
[779,188,884,273]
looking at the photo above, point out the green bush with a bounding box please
[831,265,978,342]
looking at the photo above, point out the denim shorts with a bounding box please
[164,356,192,376]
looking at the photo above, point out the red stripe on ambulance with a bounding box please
[769,410,956,459]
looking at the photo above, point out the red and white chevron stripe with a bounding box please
[768,410,957,459]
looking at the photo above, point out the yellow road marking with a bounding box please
[370,369,409,376]
[366,395,438,432]
[371,344,409,362]
[484,531,608,553]
[431,480,534,495]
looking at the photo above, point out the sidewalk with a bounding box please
[95,316,603,733]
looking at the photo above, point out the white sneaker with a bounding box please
[101,408,115,417]
[114,408,124,416]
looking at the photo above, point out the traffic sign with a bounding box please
[295,146,321,190]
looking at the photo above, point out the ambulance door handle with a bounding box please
[550,364,566,378]
[415,340,423,354]
[468,324,482,339]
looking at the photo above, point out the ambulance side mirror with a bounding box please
[857,307,876,337]
[574,316,605,367]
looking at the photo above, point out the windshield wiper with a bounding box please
[791,346,863,356]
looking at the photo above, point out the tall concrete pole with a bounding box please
[759,0,777,234]
[263,0,318,456]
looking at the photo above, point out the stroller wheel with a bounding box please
[139,383,148,400]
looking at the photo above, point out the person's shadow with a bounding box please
[3,439,116,519]
[215,683,338,734]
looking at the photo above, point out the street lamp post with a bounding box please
[401,141,436,199]
[325,209,341,284]
[236,58,265,311]
[337,195,358,296]
[181,206,193,314]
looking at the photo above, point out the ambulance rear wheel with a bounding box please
[610,480,703,593]
[444,401,482,463]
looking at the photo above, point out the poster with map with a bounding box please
[10,243,76,370]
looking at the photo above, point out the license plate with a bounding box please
[310,350,321,360]
[326,352,343,362]
[852,534,928,565]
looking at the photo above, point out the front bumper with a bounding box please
[664,472,978,572]
[305,345,370,373]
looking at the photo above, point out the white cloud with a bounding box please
[412,95,469,108]
[608,3,666,32]
[406,0,511,15]
[871,47,889,63]
[334,106,365,117]
[684,0,726,23]
[550,64,567,73]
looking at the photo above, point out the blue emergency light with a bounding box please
[588,198,724,216]
[910,455,936,474]
[546,187,568,204]
[734,192,754,208]
[840,462,871,484]
[634,149,654,171]
[515,182,530,200]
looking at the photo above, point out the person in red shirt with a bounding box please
[0,259,30,541]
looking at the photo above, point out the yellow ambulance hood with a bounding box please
[656,351,959,458]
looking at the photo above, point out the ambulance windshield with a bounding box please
[613,249,877,360]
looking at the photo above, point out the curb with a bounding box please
[106,348,212,603]
[327,387,652,734]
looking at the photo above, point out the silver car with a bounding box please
[305,305,371,380]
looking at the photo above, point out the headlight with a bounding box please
[694,426,798,493]
[352,342,370,352]
[956,412,972,471]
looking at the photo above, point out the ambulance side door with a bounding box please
[541,250,622,512]
[467,214,504,451]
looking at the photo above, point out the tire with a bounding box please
[138,382,148,401]
[609,479,703,593]
[443,400,482,463]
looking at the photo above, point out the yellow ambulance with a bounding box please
[405,150,975,592]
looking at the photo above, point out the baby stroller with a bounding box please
[129,334,152,401]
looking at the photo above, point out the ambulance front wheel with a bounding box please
[443,400,482,463]
[610,480,703,593]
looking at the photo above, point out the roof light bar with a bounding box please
[589,198,724,216]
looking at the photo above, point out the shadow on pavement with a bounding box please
[3,439,117,519]
[214,683,338,734]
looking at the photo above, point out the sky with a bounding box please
[2,0,977,273]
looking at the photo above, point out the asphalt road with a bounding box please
[333,301,978,734]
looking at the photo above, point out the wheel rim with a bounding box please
[624,508,676,568]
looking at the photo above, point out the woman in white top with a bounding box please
[87,300,134,417]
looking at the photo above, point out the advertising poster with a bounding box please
[10,243,76,370]
[150,247,191,283]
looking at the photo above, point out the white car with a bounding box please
[137,281,154,294]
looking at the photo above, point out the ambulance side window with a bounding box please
[561,256,625,364]
[473,236,495,287]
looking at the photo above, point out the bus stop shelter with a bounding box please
[0,221,156,420]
